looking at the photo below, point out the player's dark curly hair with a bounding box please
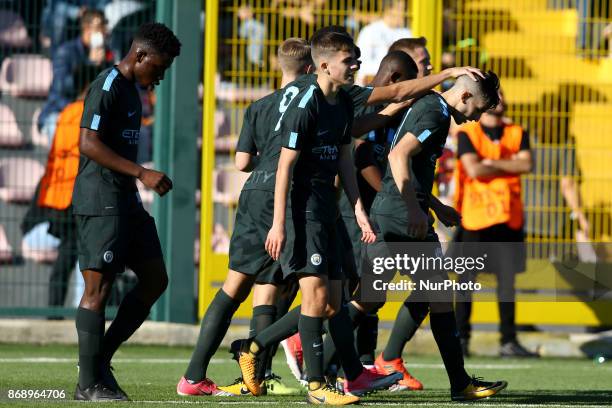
[134,22,181,58]
[479,70,500,110]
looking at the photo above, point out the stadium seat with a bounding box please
[0,9,31,49]
[0,224,13,263]
[214,135,238,153]
[0,157,45,203]
[0,103,25,147]
[30,108,48,148]
[0,55,52,98]
[211,223,230,253]
[216,78,273,102]
[21,221,58,264]
[212,165,250,205]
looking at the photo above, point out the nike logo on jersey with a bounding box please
[128,110,137,117]
[263,172,275,183]
[313,342,322,348]
[317,129,330,136]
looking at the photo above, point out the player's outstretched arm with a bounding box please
[338,144,376,243]
[387,132,429,239]
[265,147,300,260]
[79,128,173,196]
[367,66,484,105]
[351,100,411,138]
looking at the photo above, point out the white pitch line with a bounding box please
[0,357,535,369]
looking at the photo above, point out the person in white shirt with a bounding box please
[355,0,412,84]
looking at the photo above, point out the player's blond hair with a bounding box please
[278,38,312,75]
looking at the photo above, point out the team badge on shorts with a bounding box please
[310,253,322,266]
[103,251,114,263]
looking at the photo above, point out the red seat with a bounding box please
[30,107,48,148]
[0,103,25,147]
[0,10,31,49]
[0,157,45,203]
[0,224,13,263]
[0,55,52,98]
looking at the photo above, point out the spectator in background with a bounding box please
[452,92,539,358]
[40,0,111,54]
[237,3,266,68]
[104,0,154,59]
[38,8,113,145]
[355,0,412,84]
[22,64,102,312]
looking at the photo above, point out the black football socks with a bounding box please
[185,289,240,382]
[357,313,379,365]
[76,307,105,389]
[327,305,363,381]
[250,305,277,379]
[299,314,325,385]
[383,301,429,361]
[252,305,300,350]
[102,290,150,365]
[430,311,471,391]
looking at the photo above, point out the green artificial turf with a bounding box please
[0,343,610,407]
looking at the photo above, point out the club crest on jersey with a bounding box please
[310,253,322,266]
[103,251,114,263]
[311,145,338,160]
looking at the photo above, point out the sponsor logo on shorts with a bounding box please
[103,251,114,263]
[310,253,322,266]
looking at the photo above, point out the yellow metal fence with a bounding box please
[200,0,612,325]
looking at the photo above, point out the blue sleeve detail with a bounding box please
[91,114,101,130]
[417,129,432,142]
[288,131,298,148]
[298,85,316,108]
[102,69,118,92]
[438,98,449,117]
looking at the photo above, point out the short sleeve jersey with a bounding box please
[236,89,289,192]
[374,93,452,216]
[280,75,354,222]
[72,67,143,215]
